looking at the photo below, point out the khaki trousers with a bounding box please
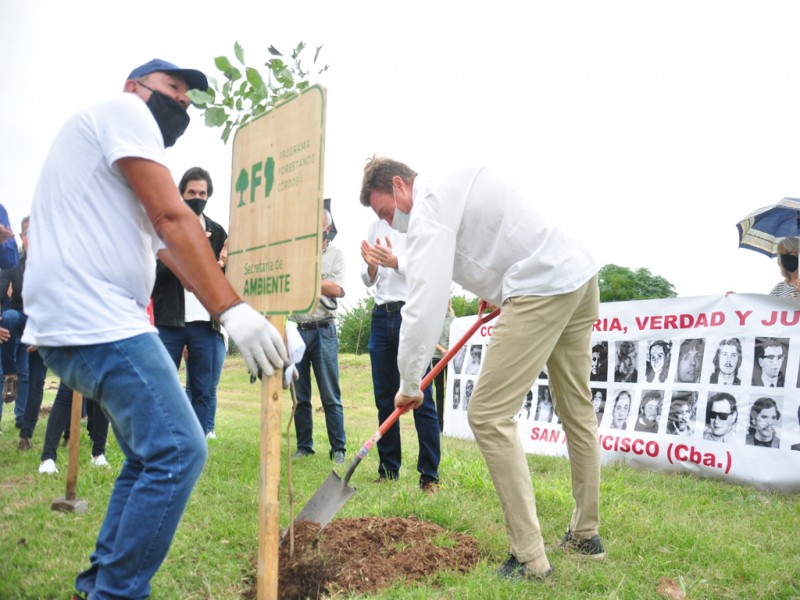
[467,276,600,563]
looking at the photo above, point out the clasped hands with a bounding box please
[361,236,398,270]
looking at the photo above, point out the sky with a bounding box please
[3,0,800,309]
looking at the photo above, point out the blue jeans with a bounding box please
[1,308,30,426]
[158,322,217,433]
[185,332,225,433]
[294,323,346,457]
[368,307,440,483]
[39,333,207,600]
[19,348,47,439]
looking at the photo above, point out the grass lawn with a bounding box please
[1,353,799,599]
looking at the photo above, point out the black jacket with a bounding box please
[152,214,227,330]
[0,252,25,312]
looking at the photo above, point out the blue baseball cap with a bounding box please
[127,58,208,91]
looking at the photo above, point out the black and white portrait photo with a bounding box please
[463,344,483,376]
[591,388,606,426]
[645,341,672,384]
[634,390,663,433]
[591,342,608,382]
[614,341,638,383]
[666,391,697,436]
[534,386,554,422]
[752,338,789,388]
[745,396,782,448]
[609,390,633,430]
[675,339,704,384]
[709,338,743,385]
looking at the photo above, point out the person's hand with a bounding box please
[371,237,398,269]
[218,239,228,269]
[361,238,397,269]
[219,302,288,378]
[0,327,9,343]
[0,225,13,244]
[360,240,378,266]
[395,390,423,411]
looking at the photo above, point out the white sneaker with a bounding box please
[39,459,59,474]
[206,431,217,440]
[91,454,109,467]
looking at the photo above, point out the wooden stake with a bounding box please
[257,317,285,600]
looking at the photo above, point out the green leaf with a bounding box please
[234,41,245,65]
[204,106,228,127]
[267,45,283,57]
[222,121,234,144]
[314,45,323,64]
[292,41,306,59]
[246,67,268,98]
[188,89,215,106]
[215,55,242,81]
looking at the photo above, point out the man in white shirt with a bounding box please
[22,59,286,600]
[359,156,604,580]
[360,218,440,490]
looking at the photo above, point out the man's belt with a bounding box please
[296,318,335,331]
[374,301,405,313]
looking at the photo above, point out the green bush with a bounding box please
[337,296,375,354]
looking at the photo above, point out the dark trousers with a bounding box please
[158,322,216,432]
[368,307,440,483]
[19,349,47,439]
[41,381,110,461]
[430,357,447,432]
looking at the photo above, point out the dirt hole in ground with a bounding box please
[245,515,480,599]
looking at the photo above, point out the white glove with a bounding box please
[219,302,288,378]
[283,324,306,388]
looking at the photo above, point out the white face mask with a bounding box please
[391,186,410,233]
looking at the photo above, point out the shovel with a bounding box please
[294,301,500,531]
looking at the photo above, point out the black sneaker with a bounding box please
[332,450,345,464]
[561,530,606,559]
[293,448,314,458]
[495,554,554,581]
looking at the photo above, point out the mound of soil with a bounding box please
[246,515,480,599]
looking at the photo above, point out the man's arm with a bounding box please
[119,157,287,376]
[119,157,238,316]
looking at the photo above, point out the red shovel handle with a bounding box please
[342,301,500,483]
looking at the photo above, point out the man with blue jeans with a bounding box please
[361,217,440,489]
[290,210,347,464]
[22,59,287,600]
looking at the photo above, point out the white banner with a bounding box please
[444,294,800,493]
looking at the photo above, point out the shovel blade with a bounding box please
[294,470,356,530]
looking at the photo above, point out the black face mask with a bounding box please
[780,253,799,273]
[139,84,190,148]
[185,199,207,216]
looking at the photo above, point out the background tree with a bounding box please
[450,294,480,317]
[337,296,375,355]
[598,264,677,302]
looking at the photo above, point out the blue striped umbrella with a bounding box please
[736,197,800,257]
